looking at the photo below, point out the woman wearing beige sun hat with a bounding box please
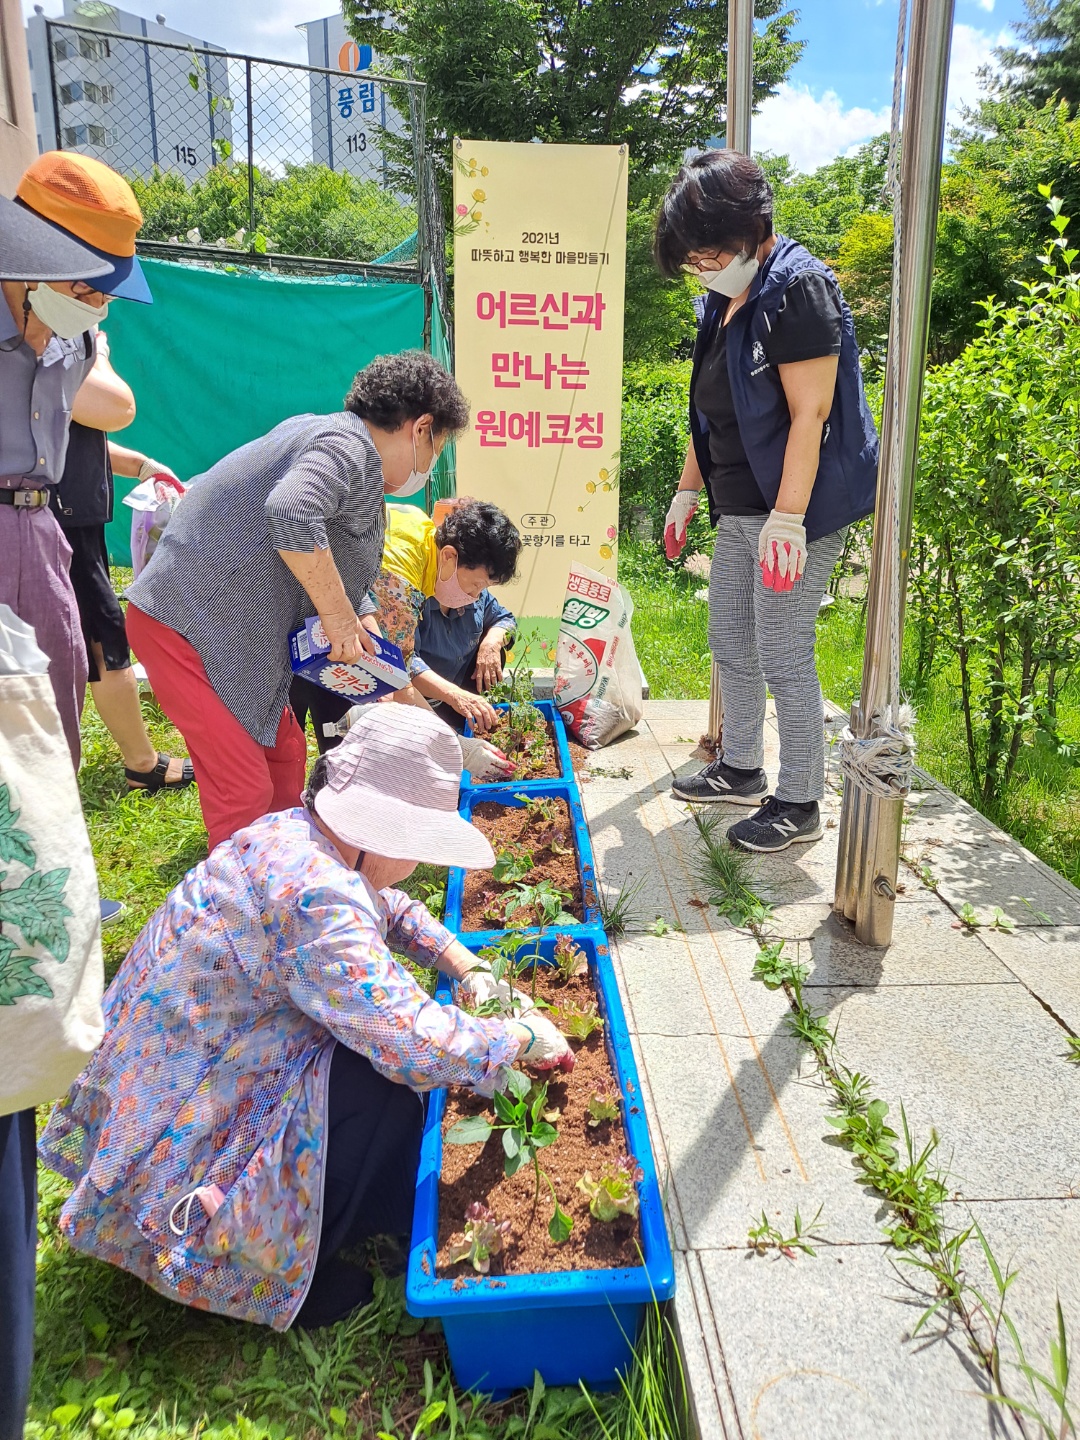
[41,705,574,1332]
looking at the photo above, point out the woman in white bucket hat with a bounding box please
[41,706,573,1332]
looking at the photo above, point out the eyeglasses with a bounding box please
[680,255,732,276]
[70,281,110,301]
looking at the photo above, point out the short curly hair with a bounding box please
[435,500,521,586]
[654,151,774,279]
[344,350,470,435]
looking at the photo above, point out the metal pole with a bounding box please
[835,0,955,945]
[245,59,255,249]
[704,0,755,751]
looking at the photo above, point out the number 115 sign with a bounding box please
[452,137,628,625]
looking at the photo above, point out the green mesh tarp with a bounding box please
[102,257,428,565]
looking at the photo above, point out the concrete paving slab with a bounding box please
[810,985,1080,1202]
[752,903,1019,989]
[957,1198,1080,1384]
[696,1244,1020,1440]
[902,787,1080,928]
[976,925,1080,1036]
[634,1030,886,1250]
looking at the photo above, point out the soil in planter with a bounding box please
[476,708,561,784]
[461,799,583,930]
[438,964,641,1276]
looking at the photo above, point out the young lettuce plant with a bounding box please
[586,1086,620,1128]
[578,1154,643,1222]
[446,1069,574,1242]
[553,934,588,983]
[553,998,603,1042]
[446,1202,512,1274]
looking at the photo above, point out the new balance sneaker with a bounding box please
[100,898,126,927]
[727,797,822,853]
[671,757,769,805]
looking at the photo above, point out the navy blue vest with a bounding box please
[689,236,879,542]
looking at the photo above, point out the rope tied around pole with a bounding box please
[838,705,916,801]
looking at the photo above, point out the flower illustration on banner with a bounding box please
[606,525,617,540]
[599,544,614,560]
[453,148,489,236]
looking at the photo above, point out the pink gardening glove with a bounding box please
[664,489,699,561]
[758,511,807,593]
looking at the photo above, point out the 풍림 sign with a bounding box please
[452,138,628,629]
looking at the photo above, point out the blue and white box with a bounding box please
[288,617,409,702]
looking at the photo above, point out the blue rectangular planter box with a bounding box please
[461,700,574,792]
[406,932,675,1396]
[445,782,602,942]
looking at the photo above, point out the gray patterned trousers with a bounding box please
[707,514,847,803]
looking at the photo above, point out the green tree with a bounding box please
[910,193,1080,812]
[343,0,803,173]
[992,0,1080,111]
[762,136,890,262]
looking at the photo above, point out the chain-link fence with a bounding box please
[43,19,443,285]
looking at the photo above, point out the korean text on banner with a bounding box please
[452,139,628,625]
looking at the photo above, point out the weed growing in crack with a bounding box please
[600,872,646,937]
[690,809,773,927]
[747,1203,825,1259]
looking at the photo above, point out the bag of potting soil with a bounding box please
[554,564,643,749]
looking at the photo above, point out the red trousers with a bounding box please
[126,604,306,853]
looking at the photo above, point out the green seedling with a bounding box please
[784,1003,834,1052]
[690,809,773,927]
[466,935,547,1018]
[492,846,533,884]
[600,872,646,938]
[578,1155,642,1222]
[747,1203,825,1259]
[586,1087,620,1127]
[587,764,634,780]
[502,878,576,928]
[1066,1037,1080,1065]
[516,793,559,823]
[957,901,1016,933]
[645,915,678,936]
[553,998,603,1042]
[751,940,809,991]
[445,1202,511,1274]
[553,933,588,982]
[831,1064,872,1115]
[446,1070,573,1243]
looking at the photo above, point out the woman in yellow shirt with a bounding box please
[291,498,521,752]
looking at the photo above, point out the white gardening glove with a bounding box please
[664,488,700,561]
[512,1012,575,1074]
[137,456,179,483]
[459,734,514,780]
[758,510,807,592]
[463,960,536,1018]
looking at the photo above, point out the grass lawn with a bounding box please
[621,538,1080,890]
[29,582,682,1440]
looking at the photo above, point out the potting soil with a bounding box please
[438,965,641,1275]
[477,714,560,784]
[461,800,583,930]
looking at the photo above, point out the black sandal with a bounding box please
[125,753,196,793]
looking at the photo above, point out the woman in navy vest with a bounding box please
[655,150,878,852]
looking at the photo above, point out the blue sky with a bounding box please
[24,0,1032,170]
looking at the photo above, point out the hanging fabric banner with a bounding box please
[452,138,628,633]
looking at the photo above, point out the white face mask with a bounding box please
[389,431,439,497]
[699,252,759,299]
[27,283,109,339]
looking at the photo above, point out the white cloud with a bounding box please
[753,85,892,171]
[753,21,1013,172]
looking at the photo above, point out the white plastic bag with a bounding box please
[123,474,186,579]
[554,564,643,749]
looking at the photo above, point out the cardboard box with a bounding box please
[288,617,409,702]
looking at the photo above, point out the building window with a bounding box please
[54,36,111,62]
[62,122,113,148]
[62,80,113,104]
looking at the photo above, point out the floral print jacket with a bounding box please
[40,808,517,1330]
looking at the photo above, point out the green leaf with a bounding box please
[328,1408,348,1427]
[492,1089,519,1125]
[51,1405,82,1428]
[0,944,53,1006]
[445,1115,492,1145]
[82,1302,109,1343]
[0,867,71,964]
[0,785,34,867]
[502,1127,521,1159]
[505,1067,530,1100]
[548,1203,574,1243]
[530,1121,557,1149]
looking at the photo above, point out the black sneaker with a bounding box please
[671,757,769,806]
[727,797,822,852]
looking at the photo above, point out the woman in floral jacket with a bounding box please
[40,707,573,1330]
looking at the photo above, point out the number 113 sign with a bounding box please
[453,138,628,627]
